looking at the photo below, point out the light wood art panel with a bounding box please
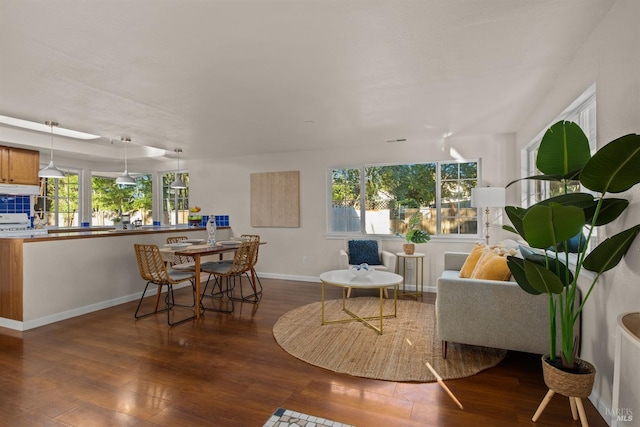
[251,171,300,227]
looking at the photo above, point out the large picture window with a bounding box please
[91,174,153,226]
[329,161,478,237]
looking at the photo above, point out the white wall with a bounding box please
[188,132,517,288]
[514,0,640,420]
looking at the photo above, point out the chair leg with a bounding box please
[165,284,196,326]
[200,275,234,313]
[442,341,448,359]
[135,282,169,320]
[230,270,261,303]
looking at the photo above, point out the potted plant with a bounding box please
[503,120,640,399]
[398,211,431,254]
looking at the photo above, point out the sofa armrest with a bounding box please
[381,250,397,272]
[444,252,470,271]
[338,249,349,269]
[436,272,554,355]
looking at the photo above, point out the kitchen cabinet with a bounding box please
[0,146,40,185]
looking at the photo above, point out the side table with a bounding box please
[395,252,425,299]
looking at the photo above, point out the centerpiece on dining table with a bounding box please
[188,206,203,226]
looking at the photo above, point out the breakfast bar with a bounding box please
[0,226,231,331]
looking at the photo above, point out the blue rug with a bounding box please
[264,407,355,427]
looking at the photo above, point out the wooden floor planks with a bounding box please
[0,278,608,426]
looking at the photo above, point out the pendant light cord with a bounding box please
[45,120,58,163]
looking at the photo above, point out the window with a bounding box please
[91,174,153,226]
[525,85,596,206]
[162,172,189,225]
[34,169,80,227]
[329,161,478,236]
[524,85,597,253]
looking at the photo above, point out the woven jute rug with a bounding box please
[273,297,506,382]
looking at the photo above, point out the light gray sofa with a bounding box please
[436,251,580,358]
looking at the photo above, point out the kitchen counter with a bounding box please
[0,226,231,330]
[0,225,231,242]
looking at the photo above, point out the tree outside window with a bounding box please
[330,161,478,236]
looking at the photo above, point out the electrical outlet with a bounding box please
[302,256,309,264]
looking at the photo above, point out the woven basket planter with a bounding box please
[402,243,415,255]
[541,355,596,398]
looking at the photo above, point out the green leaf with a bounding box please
[584,198,629,226]
[583,225,640,273]
[523,259,565,294]
[581,133,640,194]
[537,121,591,176]
[504,206,527,238]
[409,229,431,243]
[507,256,542,295]
[522,203,585,249]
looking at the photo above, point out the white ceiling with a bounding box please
[0,0,615,167]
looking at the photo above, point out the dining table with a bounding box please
[160,240,265,319]
[161,242,239,319]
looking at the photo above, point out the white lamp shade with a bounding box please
[38,160,65,179]
[170,177,186,189]
[471,187,506,208]
[115,172,136,185]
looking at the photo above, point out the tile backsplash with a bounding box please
[0,194,31,215]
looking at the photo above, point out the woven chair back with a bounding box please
[166,236,194,265]
[240,234,260,266]
[134,243,172,284]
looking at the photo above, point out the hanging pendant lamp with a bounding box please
[115,137,136,185]
[38,121,65,179]
[170,148,186,189]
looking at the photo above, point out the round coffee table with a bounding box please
[319,269,402,334]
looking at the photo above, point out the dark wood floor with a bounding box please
[0,278,607,427]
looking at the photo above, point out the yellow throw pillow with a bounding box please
[459,243,485,278]
[470,251,512,281]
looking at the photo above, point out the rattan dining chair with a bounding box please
[237,234,263,302]
[199,240,257,313]
[133,243,197,326]
[166,236,195,269]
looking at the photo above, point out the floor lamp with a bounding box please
[471,187,506,245]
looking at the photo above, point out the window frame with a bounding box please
[327,160,480,238]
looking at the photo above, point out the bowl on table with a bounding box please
[349,263,372,277]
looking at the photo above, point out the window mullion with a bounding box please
[360,166,366,234]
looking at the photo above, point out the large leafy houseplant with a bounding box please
[504,120,640,370]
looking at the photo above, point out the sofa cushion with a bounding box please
[348,240,381,265]
[459,243,485,278]
[470,251,511,281]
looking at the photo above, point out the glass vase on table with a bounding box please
[206,215,217,246]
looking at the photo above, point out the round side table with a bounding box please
[395,252,426,299]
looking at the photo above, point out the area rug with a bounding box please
[273,297,506,382]
[263,407,354,427]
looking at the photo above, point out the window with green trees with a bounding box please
[329,161,478,236]
[91,174,153,225]
[162,172,189,225]
[34,169,80,227]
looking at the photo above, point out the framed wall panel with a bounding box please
[250,171,300,227]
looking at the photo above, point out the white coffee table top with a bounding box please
[319,269,403,289]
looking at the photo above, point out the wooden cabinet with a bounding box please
[0,146,40,185]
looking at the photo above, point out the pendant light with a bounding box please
[170,148,186,189]
[38,121,65,179]
[115,137,136,185]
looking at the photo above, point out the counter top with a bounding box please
[0,226,229,242]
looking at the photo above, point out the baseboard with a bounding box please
[0,285,185,332]
[0,274,436,332]
[590,390,612,426]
